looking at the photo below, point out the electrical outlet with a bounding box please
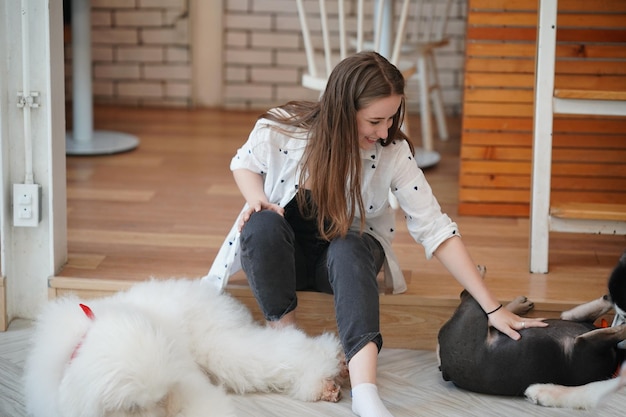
[13,183,42,227]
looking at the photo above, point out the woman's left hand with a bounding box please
[487,308,548,340]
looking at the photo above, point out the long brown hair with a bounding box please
[261,51,411,240]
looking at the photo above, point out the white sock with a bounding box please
[351,383,393,417]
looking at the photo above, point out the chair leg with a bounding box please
[427,52,449,140]
[416,54,433,151]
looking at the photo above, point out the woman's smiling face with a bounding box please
[356,94,402,150]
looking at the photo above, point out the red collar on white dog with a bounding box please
[70,303,95,361]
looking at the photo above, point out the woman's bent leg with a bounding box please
[324,232,385,362]
[239,210,298,322]
[321,232,391,417]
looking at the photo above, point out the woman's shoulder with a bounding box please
[252,109,307,142]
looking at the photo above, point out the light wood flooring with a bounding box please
[1,106,625,416]
[55,106,625,299]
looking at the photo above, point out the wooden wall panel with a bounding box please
[459,0,626,217]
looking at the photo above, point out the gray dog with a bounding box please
[437,251,626,409]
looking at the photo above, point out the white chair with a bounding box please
[295,0,441,169]
[400,0,453,152]
[529,0,626,273]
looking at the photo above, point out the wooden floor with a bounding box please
[52,106,625,341]
[1,106,625,416]
[42,105,626,351]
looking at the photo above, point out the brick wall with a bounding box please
[69,0,467,113]
[223,0,467,114]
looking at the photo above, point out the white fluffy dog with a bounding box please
[23,278,345,417]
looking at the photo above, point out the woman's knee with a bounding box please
[327,232,384,269]
[240,210,291,245]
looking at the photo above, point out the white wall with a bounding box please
[0,0,67,324]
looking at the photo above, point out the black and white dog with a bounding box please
[437,251,626,409]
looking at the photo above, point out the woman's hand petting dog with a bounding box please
[488,308,548,341]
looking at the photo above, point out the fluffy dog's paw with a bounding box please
[335,352,350,388]
[320,379,342,402]
[525,383,587,409]
[525,383,558,407]
[507,296,534,315]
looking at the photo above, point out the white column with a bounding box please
[65,0,139,155]
[0,0,67,325]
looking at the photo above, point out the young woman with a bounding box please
[206,51,546,417]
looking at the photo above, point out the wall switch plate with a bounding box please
[13,183,42,227]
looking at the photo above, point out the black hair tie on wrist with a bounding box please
[486,304,503,315]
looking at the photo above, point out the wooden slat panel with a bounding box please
[460,188,626,205]
[551,191,626,205]
[555,89,626,100]
[463,102,533,117]
[461,146,626,164]
[474,59,626,76]
[464,88,534,103]
[460,174,626,193]
[463,131,626,148]
[461,160,624,177]
[461,0,626,216]
[458,202,529,217]
[551,203,626,221]
[463,116,626,133]
[466,43,626,59]
[470,0,626,13]
[467,27,626,43]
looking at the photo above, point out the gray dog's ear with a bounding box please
[608,252,626,312]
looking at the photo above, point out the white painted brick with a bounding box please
[165,82,191,98]
[92,46,114,62]
[94,63,141,79]
[164,10,187,25]
[251,67,299,84]
[225,67,248,82]
[447,20,466,37]
[276,50,308,67]
[92,11,112,27]
[117,46,164,62]
[225,13,272,30]
[276,85,319,102]
[117,81,164,98]
[92,28,139,45]
[138,0,186,9]
[226,49,272,66]
[93,0,137,8]
[115,10,163,27]
[226,32,248,48]
[93,80,114,96]
[252,32,299,49]
[82,0,466,112]
[142,27,188,45]
[435,54,464,71]
[275,14,302,31]
[253,0,296,14]
[165,46,189,62]
[143,64,191,81]
[226,84,272,100]
[226,0,250,12]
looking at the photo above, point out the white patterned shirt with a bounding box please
[204,115,459,294]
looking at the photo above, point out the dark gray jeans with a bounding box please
[239,209,386,362]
